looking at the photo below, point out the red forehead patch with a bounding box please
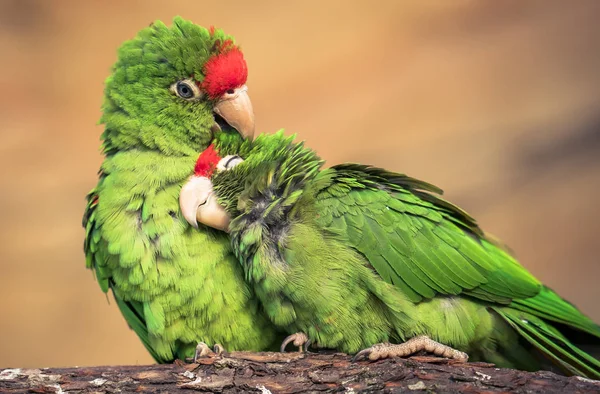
[201,45,248,99]
[194,144,222,177]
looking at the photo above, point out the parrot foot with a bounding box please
[280,332,311,353]
[193,342,225,362]
[352,336,468,362]
[213,343,225,355]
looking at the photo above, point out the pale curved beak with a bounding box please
[179,176,230,232]
[213,85,255,140]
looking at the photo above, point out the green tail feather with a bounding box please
[511,287,600,338]
[113,292,170,364]
[494,305,600,379]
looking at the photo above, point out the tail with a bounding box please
[112,289,170,364]
[493,286,600,379]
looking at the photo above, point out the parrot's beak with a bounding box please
[179,176,230,232]
[213,85,255,140]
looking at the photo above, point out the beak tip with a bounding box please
[214,87,255,140]
[180,175,231,232]
[182,209,200,229]
[180,176,212,229]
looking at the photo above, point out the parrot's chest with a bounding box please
[95,176,194,277]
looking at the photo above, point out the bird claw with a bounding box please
[213,343,225,355]
[280,332,310,353]
[352,346,378,362]
[304,339,313,352]
[193,342,226,362]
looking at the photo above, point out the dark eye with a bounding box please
[176,81,194,98]
[170,79,203,100]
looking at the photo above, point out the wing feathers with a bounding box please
[315,164,540,304]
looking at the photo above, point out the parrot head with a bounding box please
[178,142,246,231]
[100,17,254,156]
[179,132,315,231]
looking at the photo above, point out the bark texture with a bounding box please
[1,352,599,393]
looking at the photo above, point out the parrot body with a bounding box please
[206,132,600,377]
[83,18,278,363]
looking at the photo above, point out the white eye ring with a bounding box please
[170,79,204,100]
[217,155,244,172]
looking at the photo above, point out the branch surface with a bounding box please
[1,352,599,393]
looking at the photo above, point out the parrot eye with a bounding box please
[177,83,193,98]
[170,79,203,100]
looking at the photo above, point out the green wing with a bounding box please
[83,187,167,363]
[314,164,541,304]
[313,164,600,377]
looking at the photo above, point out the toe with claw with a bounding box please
[353,336,469,362]
[213,343,225,355]
[280,332,310,353]
[193,342,226,362]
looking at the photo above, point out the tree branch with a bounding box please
[1,352,598,393]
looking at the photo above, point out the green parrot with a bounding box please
[181,131,600,378]
[82,17,280,363]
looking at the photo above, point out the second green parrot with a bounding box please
[180,131,600,378]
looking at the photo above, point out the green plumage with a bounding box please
[83,18,278,363]
[211,131,600,378]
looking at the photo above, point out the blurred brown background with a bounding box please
[1,0,599,368]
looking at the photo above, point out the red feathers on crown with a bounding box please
[201,35,248,100]
[194,144,222,177]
